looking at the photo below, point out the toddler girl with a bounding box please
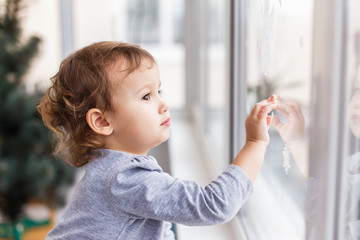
[38,41,277,239]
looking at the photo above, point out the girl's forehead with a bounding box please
[109,59,155,77]
[114,57,154,71]
[108,61,158,89]
[107,59,152,81]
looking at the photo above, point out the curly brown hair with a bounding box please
[37,42,155,167]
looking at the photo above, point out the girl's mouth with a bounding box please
[161,118,171,127]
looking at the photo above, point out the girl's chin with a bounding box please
[152,133,170,148]
[161,133,170,143]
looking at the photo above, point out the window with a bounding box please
[187,0,360,239]
[231,0,360,239]
[233,0,313,239]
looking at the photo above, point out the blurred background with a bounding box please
[0,0,359,239]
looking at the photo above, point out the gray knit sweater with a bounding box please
[46,149,253,239]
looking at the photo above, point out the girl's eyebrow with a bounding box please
[136,82,162,94]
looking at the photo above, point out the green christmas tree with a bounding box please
[0,0,75,238]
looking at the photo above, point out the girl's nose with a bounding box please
[159,99,169,114]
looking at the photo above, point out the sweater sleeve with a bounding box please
[107,160,253,226]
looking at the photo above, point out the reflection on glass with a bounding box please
[344,0,360,237]
[345,68,360,239]
[269,1,360,238]
[274,2,360,237]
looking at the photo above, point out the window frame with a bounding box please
[229,0,248,161]
[307,0,350,239]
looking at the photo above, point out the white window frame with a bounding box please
[307,0,350,239]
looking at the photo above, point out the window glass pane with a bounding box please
[344,0,360,238]
[238,0,313,239]
[127,0,160,44]
[204,0,228,166]
[206,1,223,45]
[173,0,185,44]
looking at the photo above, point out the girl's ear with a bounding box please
[86,108,113,136]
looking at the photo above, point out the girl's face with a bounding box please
[348,74,360,139]
[348,92,360,139]
[105,61,170,155]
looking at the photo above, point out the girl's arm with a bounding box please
[108,162,253,226]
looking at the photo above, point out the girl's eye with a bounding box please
[158,90,162,96]
[142,93,150,101]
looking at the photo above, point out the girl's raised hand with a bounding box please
[245,95,277,146]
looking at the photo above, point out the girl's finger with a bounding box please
[259,105,276,119]
[251,96,277,116]
[266,115,272,127]
[268,94,277,103]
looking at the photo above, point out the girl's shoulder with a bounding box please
[88,149,163,175]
